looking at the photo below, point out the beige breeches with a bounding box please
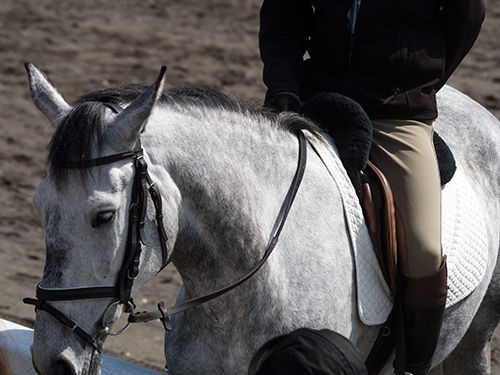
[370,119,442,278]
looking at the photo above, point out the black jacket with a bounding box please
[259,0,485,120]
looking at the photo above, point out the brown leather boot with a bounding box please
[402,258,447,375]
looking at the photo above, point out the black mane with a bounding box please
[48,85,318,184]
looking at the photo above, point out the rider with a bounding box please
[259,1,485,374]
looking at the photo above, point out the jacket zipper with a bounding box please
[382,87,401,104]
[347,0,362,71]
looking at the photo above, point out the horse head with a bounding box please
[25,63,175,375]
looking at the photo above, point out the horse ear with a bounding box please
[108,66,167,147]
[25,62,71,126]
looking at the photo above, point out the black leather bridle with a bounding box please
[24,125,308,354]
[24,145,170,352]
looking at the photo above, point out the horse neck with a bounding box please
[143,105,301,296]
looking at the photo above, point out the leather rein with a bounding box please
[24,127,308,353]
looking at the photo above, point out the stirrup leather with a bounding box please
[360,160,398,294]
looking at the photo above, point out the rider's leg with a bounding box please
[370,119,447,375]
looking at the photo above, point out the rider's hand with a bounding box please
[264,92,302,113]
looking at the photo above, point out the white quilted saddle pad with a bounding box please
[305,131,489,326]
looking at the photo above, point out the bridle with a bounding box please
[24,144,170,352]
[24,119,308,354]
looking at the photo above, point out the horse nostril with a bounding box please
[53,357,77,375]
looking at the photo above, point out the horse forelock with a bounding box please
[48,101,108,186]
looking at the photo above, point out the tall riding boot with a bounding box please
[402,258,447,375]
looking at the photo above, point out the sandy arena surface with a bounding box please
[0,0,498,372]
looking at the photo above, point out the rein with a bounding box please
[24,129,308,353]
[131,129,308,326]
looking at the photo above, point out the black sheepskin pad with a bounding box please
[300,92,372,197]
[433,131,456,185]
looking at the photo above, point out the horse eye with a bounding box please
[92,211,116,228]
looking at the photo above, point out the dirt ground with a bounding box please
[0,0,498,373]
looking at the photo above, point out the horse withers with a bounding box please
[24,64,499,374]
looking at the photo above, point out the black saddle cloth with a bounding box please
[299,93,456,196]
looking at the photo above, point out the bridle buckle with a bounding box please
[68,321,78,332]
[157,302,171,331]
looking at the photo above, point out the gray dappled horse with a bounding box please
[24,64,499,375]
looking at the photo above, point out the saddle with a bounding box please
[299,91,457,296]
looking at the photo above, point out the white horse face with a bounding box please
[25,63,167,374]
[33,163,134,286]
[31,164,133,374]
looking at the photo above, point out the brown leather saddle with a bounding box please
[360,155,451,296]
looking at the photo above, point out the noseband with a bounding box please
[24,125,308,354]
[24,146,170,352]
